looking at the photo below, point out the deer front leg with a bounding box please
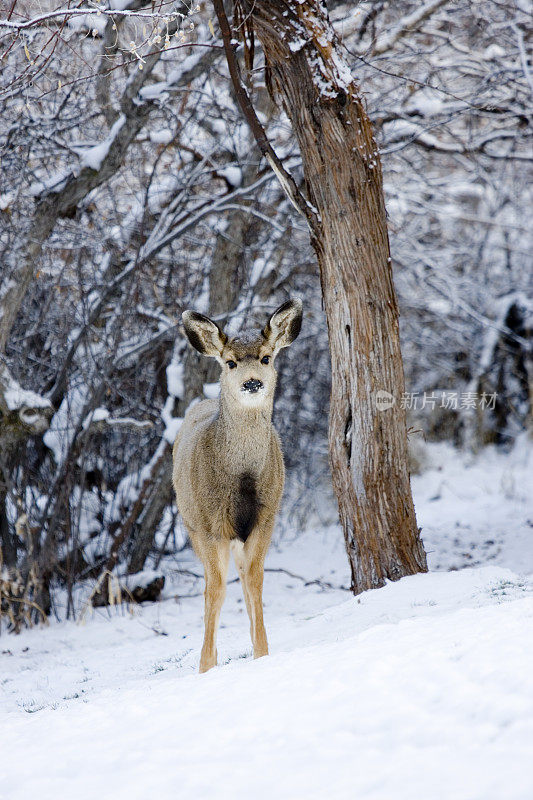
[246,557,268,659]
[231,540,253,632]
[243,534,271,660]
[199,541,230,673]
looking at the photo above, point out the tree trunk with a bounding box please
[236,0,427,592]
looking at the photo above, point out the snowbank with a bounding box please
[1,442,532,799]
[1,567,532,800]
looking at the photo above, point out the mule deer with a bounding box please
[172,299,303,673]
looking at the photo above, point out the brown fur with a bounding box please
[172,299,302,672]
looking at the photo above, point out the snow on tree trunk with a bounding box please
[237,0,427,592]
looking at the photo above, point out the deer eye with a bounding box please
[261,355,270,365]
[226,360,237,369]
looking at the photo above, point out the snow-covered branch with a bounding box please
[333,0,450,53]
[0,43,218,354]
[372,0,450,55]
[0,4,190,30]
[0,361,53,442]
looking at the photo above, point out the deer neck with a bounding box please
[214,392,274,476]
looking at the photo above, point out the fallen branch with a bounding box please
[171,566,349,592]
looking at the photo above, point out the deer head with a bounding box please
[182,298,303,409]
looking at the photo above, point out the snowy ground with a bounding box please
[1,439,532,799]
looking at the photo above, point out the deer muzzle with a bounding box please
[241,379,263,394]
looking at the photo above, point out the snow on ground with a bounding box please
[413,434,533,574]
[1,440,532,799]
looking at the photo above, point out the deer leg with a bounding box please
[199,540,229,673]
[243,542,269,660]
[231,540,254,641]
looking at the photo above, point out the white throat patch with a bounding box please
[238,387,268,407]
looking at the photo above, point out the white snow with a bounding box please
[29,169,71,197]
[329,45,355,91]
[412,436,533,575]
[121,568,164,590]
[166,54,205,88]
[162,352,185,442]
[203,381,220,399]
[211,118,227,135]
[0,191,15,210]
[161,395,183,444]
[139,53,206,101]
[483,44,505,60]
[405,89,444,117]
[289,37,307,53]
[138,82,170,102]
[78,115,126,171]
[109,0,135,9]
[3,375,52,412]
[219,165,243,187]
[249,254,273,285]
[67,13,107,35]
[1,441,532,799]
[427,297,452,315]
[81,407,110,430]
[43,383,88,465]
[166,361,184,398]
[149,128,174,145]
[162,417,183,445]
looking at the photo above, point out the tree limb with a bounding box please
[0,43,218,354]
[212,0,318,229]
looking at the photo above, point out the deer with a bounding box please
[172,298,303,673]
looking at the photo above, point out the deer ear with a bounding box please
[182,311,227,358]
[262,298,303,353]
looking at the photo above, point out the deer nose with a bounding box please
[242,378,263,394]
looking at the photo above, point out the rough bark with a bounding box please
[232,0,427,592]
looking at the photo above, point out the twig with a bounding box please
[172,566,349,592]
[264,567,350,592]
